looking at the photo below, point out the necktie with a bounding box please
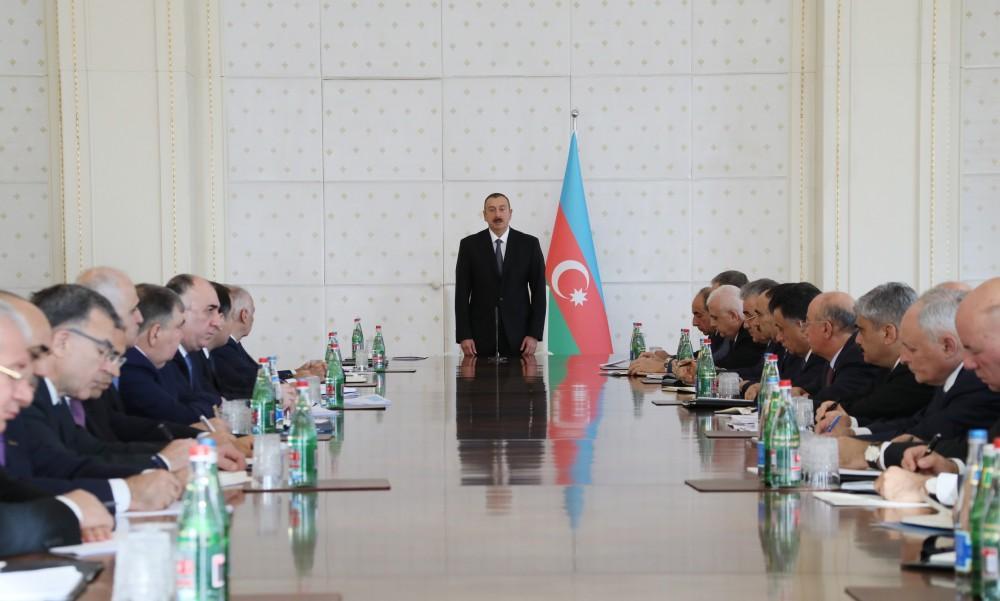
[183,353,195,385]
[0,433,6,467]
[495,239,504,275]
[824,365,835,386]
[68,398,87,428]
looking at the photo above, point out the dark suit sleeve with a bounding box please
[455,238,474,343]
[811,361,885,405]
[19,405,156,470]
[525,237,546,341]
[0,471,82,557]
[120,367,211,425]
[108,411,199,444]
[24,476,114,506]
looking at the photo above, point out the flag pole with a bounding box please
[570,108,579,133]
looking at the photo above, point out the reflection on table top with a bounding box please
[83,355,946,600]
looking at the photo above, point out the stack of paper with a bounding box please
[726,415,759,431]
[219,471,252,488]
[812,491,928,508]
[0,566,84,600]
[122,500,183,518]
[50,535,122,557]
[345,394,391,409]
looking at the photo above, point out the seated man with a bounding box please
[702,285,768,379]
[162,274,225,411]
[74,268,204,441]
[803,291,886,407]
[0,299,113,556]
[876,278,1000,503]
[761,282,826,396]
[815,282,934,431]
[707,270,749,350]
[20,285,192,471]
[837,287,1000,470]
[737,278,781,390]
[121,284,218,423]
[627,287,716,375]
[211,285,261,399]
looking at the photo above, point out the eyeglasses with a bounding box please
[0,364,23,381]
[64,328,127,368]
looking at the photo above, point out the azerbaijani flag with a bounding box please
[545,132,613,354]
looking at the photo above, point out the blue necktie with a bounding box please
[184,353,195,385]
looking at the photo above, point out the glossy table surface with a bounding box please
[82,355,948,600]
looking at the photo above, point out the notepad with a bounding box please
[0,565,84,600]
[901,511,953,531]
[219,471,252,488]
[812,491,928,508]
[122,500,183,518]
[600,359,630,369]
[50,536,120,557]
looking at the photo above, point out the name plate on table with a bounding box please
[242,478,391,493]
[650,398,689,406]
[681,396,755,409]
[684,478,813,493]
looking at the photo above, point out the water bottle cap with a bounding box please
[703,337,712,344]
[296,381,309,389]
[259,358,269,364]
[636,322,642,327]
[189,444,213,457]
[354,317,360,322]
[681,328,689,332]
[199,437,217,448]
[328,331,334,336]
[994,438,1000,449]
[376,325,382,330]
[970,429,988,441]
[779,379,792,387]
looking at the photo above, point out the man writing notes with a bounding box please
[455,193,546,357]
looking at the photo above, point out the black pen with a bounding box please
[923,433,943,457]
[157,423,174,441]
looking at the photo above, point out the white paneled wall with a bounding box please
[959,0,1000,282]
[222,0,798,360]
[0,0,54,290]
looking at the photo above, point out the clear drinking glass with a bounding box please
[305,375,322,406]
[716,372,741,398]
[112,523,175,601]
[253,433,284,488]
[793,397,815,432]
[803,435,840,489]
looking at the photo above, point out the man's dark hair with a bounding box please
[210,282,232,318]
[166,274,196,297]
[768,282,822,322]
[136,284,184,334]
[696,286,712,306]
[711,270,749,288]
[31,284,123,330]
[483,192,511,210]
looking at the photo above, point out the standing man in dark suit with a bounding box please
[455,193,546,357]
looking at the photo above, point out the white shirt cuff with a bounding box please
[55,495,83,523]
[156,453,171,471]
[952,459,967,475]
[877,441,892,470]
[852,427,872,436]
[934,473,960,507]
[850,416,859,429]
[109,478,132,512]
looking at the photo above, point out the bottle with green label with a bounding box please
[629,322,646,360]
[955,429,989,591]
[981,439,1000,600]
[251,358,276,434]
[175,443,228,601]
[372,325,387,372]
[974,445,998,597]
[695,338,716,397]
[675,328,694,361]
[288,382,318,488]
[351,318,364,362]
[766,381,801,488]
[324,340,345,410]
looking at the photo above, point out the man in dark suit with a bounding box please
[874,279,1000,504]
[121,284,218,424]
[735,278,781,390]
[0,299,113,556]
[816,282,934,432]
[19,285,193,474]
[705,284,768,379]
[802,291,886,407]
[837,287,1000,469]
[455,193,546,357]
[161,274,225,410]
[765,282,825,395]
[210,285,259,399]
[75,267,202,442]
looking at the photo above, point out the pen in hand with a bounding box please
[157,423,174,441]
[824,415,842,434]
[922,433,943,457]
[199,415,217,433]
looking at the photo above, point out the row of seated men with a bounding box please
[628,270,1000,506]
[0,267,322,556]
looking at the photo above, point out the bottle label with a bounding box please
[176,557,195,591]
[211,553,226,589]
[289,448,301,471]
[757,442,766,472]
[956,530,973,573]
[985,547,1000,579]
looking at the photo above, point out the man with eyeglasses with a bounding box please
[18,284,193,479]
[0,299,115,556]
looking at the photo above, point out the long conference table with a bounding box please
[73,355,950,600]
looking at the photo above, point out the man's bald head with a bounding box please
[804,291,857,361]
[0,291,53,376]
[77,267,143,346]
[957,278,1000,391]
[706,285,744,338]
[228,285,256,340]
